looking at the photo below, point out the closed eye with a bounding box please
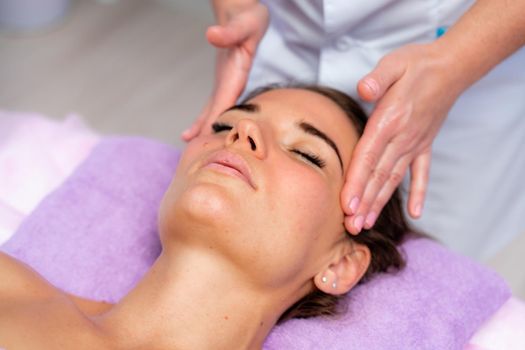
[291,149,326,168]
[211,122,233,133]
[212,121,326,168]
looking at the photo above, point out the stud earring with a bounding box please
[332,281,337,289]
[321,276,328,283]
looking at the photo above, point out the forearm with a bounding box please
[211,0,259,24]
[435,0,525,91]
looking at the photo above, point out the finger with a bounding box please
[181,114,207,141]
[353,143,409,230]
[200,115,221,136]
[195,46,252,138]
[181,101,211,141]
[210,50,250,115]
[206,6,267,50]
[407,150,431,219]
[357,55,407,103]
[206,26,245,48]
[344,215,361,235]
[341,114,396,217]
[362,154,411,229]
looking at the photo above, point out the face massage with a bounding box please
[1,0,525,349]
[0,86,412,348]
[0,84,520,349]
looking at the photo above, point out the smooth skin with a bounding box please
[0,89,370,350]
[183,0,525,234]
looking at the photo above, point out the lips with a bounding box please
[203,150,256,189]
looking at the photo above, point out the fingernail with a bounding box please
[363,78,379,95]
[353,215,364,232]
[414,203,422,217]
[348,196,359,214]
[365,211,377,229]
[344,216,358,235]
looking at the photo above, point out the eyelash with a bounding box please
[211,122,233,133]
[290,149,326,168]
[211,122,326,168]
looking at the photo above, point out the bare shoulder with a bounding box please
[0,252,114,314]
[0,252,115,349]
[0,251,57,300]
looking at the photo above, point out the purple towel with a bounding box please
[1,137,511,349]
[2,137,179,301]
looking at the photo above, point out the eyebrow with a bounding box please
[223,103,343,172]
[297,121,343,172]
[223,103,260,114]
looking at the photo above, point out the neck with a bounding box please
[94,246,287,350]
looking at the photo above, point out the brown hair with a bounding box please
[241,84,414,323]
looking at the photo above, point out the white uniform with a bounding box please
[244,0,525,259]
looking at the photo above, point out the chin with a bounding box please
[159,178,241,238]
[183,182,238,221]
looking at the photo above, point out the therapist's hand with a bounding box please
[342,43,464,234]
[181,2,269,141]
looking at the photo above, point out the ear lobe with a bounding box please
[314,243,371,295]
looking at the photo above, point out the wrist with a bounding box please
[428,39,476,97]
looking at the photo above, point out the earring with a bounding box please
[321,276,328,283]
[332,281,337,289]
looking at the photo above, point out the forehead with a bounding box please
[247,88,359,166]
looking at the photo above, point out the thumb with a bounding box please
[357,56,406,102]
[206,20,252,48]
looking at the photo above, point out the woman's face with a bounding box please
[160,88,360,290]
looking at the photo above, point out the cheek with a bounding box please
[271,166,338,232]
[158,137,227,233]
[176,138,211,174]
[255,164,342,283]
[168,137,217,193]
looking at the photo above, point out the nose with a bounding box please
[225,118,267,159]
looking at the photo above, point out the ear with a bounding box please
[314,241,371,295]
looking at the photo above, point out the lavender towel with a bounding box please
[1,137,511,349]
[2,137,179,301]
